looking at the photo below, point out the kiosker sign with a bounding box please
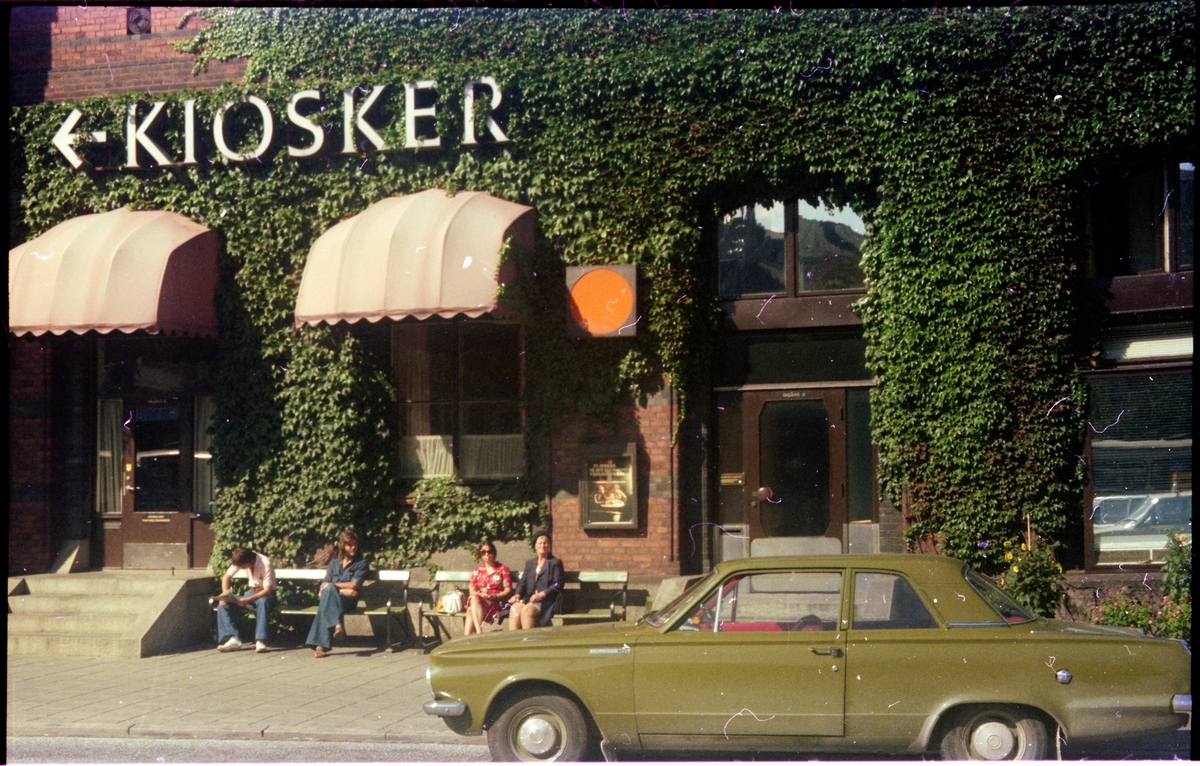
[51,78,510,170]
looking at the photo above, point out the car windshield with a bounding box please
[963,567,1035,624]
[644,569,722,628]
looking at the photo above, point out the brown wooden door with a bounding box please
[120,397,195,568]
[743,389,847,544]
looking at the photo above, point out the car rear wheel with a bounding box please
[487,693,588,762]
[939,705,1049,761]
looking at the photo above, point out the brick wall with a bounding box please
[548,383,681,577]
[9,6,247,106]
[9,337,56,575]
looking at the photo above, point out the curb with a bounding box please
[6,724,473,745]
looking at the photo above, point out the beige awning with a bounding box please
[294,188,536,326]
[8,207,220,337]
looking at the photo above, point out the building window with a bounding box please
[94,336,216,516]
[717,198,866,298]
[1087,370,1191,567]
[392,319,523,481]
[1084,160,1194,277]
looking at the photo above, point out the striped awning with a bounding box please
[8,207,219,337]
[294,188,536,326]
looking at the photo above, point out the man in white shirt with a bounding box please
[216,547,277,653]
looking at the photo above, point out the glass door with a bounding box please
[743,389,847,543]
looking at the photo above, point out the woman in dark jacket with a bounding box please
[507,530,564,630]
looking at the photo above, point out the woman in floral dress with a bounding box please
[464,541,513,635]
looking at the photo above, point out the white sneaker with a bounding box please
[218,637,243,652]
[255,641,268,653]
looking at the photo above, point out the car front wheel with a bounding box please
[488,693,588,762]
[939,705,1050,761]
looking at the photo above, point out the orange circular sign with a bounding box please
[569,268,634,335]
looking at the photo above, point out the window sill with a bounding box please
[720,290,865,331]
[1089,272,1193,314]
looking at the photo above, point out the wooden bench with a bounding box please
[416,569,629,650]
[556,571,628,625]
[212,568,413,651]
[417,570,486,652]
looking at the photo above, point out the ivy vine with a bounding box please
[10,6,1194,572]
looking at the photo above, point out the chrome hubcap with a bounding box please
[971,720,1017,760]
[516,714,560,757]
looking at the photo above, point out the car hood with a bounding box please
[431,620,652,655]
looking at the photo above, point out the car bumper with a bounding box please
[1173,694,1191,730]
[423,699,466,717]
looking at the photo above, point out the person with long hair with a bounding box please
[464,541,513,635]
[305,529,368,658]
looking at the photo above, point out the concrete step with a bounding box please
[9,571,216,659]
[19,575,166,597]
[7,632,142,659]
[8,612,142,635]
[9,593,159,615]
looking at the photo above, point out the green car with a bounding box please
[424,555,1190,761]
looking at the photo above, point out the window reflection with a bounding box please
[718,202,786,296]
[717,197,867,298]
[797,199,866,291]
[1089,372,1192,565]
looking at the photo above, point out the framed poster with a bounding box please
[580,442,638,529]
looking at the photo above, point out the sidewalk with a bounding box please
[7,642,461,744]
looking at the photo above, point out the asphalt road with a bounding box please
[6,730,1191,763]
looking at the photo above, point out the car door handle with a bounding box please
[811,647,843,657]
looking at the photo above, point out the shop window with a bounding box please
[717,198,866,298]
[1083,160,1194,277]
[1087,371,1191,566]
[392,319,523,481]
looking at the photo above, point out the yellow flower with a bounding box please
[1011,565,1019,573]
[1005,552,1013,561]
[1020,543,1027,551]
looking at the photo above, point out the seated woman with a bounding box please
[464,541,512,635]
[305,529,368,658]
[507,530,564,630]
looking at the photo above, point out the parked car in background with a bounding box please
[424,555,1191,761]
[1093,491,1192,565]
[1090,494,1151,526]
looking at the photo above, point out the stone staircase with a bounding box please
[8,570,215,658]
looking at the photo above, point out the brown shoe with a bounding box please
[333,624,345,640]
[314,646,328,658]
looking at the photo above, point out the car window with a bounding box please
[852,572,939,630]
[963,567,1034,624]
[675,571,842,632]
[645,569,721,628]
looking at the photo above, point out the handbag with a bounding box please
[441,588,465,615]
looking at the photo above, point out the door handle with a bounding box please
[811,647,843,657]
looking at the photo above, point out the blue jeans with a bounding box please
[305,583,355,650]
[217,589,275,643]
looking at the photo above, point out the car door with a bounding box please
[842,569,948,743]
[634,569,848,748]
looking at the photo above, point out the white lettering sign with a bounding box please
[50,80,508,171]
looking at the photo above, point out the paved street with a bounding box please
[7,640,1190,761]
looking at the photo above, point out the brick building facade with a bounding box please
[8,6,245,107]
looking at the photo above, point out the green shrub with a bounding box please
[995,539,1064,618]
[1161,533,1192,604]
[1092,587,1191,647]
[375,477,546,569]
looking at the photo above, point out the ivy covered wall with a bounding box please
[9,6,1194,572]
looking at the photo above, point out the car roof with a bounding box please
[710,554,1006,625]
